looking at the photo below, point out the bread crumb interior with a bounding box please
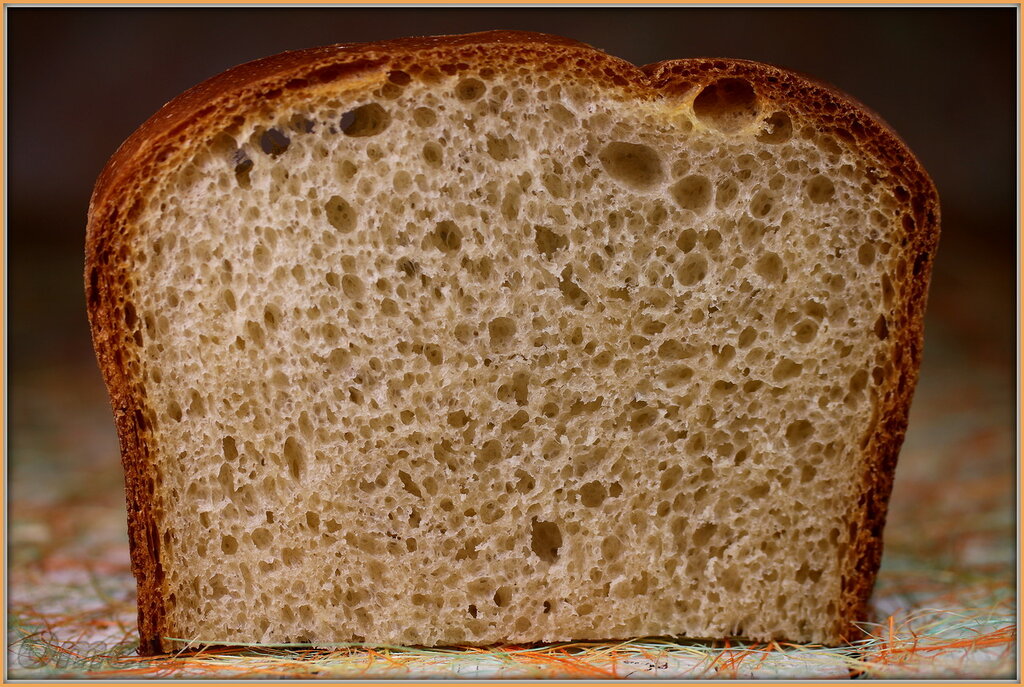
[123,66,907,646]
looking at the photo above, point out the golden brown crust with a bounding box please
[86,247,164,654]
[85,31,939,654]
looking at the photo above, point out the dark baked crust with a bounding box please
[85,31,939,654]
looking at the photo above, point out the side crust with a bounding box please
[85,30,939,654]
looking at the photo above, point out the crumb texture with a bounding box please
[117,64,913,647]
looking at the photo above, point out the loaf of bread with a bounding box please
[86,31,939,654]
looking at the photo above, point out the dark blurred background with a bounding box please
[6,8,1017,571]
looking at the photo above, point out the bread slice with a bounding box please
[85,31,939,654]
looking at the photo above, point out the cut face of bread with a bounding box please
[85,32,939,654]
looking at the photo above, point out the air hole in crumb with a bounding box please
[493,586,513,607]
[755,252,785,283]
[873,366,885,385]
[786,420,815,445]
[283,436,305,480]
[486,135,515,161]
[676,228,698,252]
[694,522,717,546]
[511,372,530,406]
[850,369,869,392]
[222,436,238,461]
[749,190,774,218]
[252,527,272,549]
[413,107,437,127]
[263,305,280,329]
[676,253,708,286]
[422,142,444,167]
[806,175,835,203]
[542,172,568,198]
[259,128,290,156]
[232,150,253,188]
[756,111,793,144]
[328,348,351,370]
[506,410,529,430]
[388,70,411,85]
[477,439,502,466]
[558,268,589,309]
[431,220,462,252]
[738,326,757,348]
[658,340,695,361]
[858,242,876,266]
[882,273,895,307]
[535,226,568,258]
[481,501,504,524]
[793,320,819,344]
[325,196,357,232]
[455,77,486,101]
[221,535,238,554]
[580,481,607,507]
[447,410,471,427]
[488,317,516,347]
[514,469,536,494]
[874,314,889,340]
[341,274,364,299]
[660,465,683,490]
[670,175,712,213]
[630,408,658,430]
[693,78,758,132]
[252,244,271,270]
[289,113,314,133]
[598,142,664,190]
[530,518,562,563]
[712,380,737,397]
[601,536,623,560]
[660,364,694,388]
[341,103,390,137]
[397,257,419,277]
[423,344,444,365]
[398,470,422,498]
[772,358,803,382]
[378,82,402,99]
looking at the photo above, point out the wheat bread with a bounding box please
[85,31,939,654]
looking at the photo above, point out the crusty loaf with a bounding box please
[85,31,939,654]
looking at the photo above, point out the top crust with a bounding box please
[85,30,939,654]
